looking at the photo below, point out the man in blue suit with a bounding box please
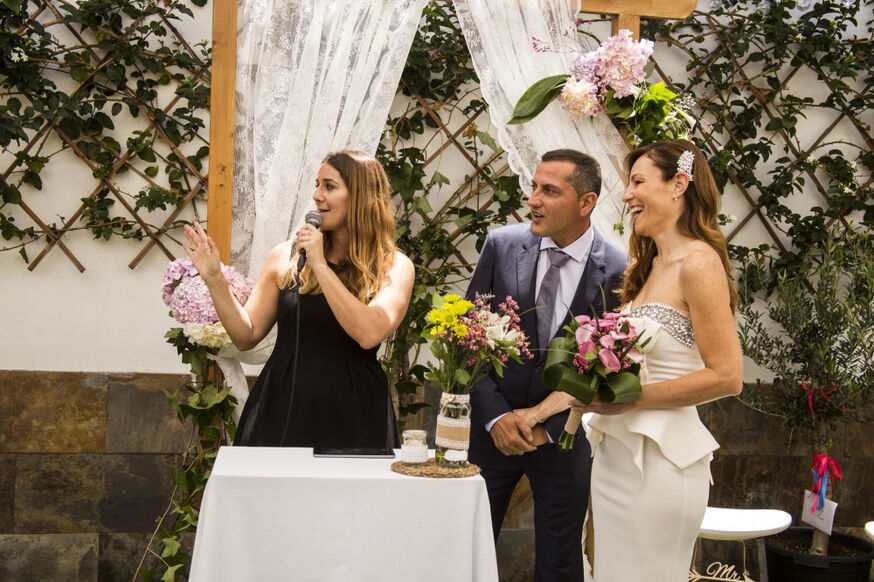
[466,149,627,582]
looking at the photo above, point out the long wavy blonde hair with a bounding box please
[620,139,738,311]
[282,151,397,302]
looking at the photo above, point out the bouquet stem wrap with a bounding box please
[560,409,585,450]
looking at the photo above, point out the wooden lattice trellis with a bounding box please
[8,1,868,276]
[4,0,211,272]
[649,8,873,256]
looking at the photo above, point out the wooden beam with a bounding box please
[611,13,640,38]
[206,0,237,264]
[578,0,696,20]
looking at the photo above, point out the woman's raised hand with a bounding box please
[183,222,222,282]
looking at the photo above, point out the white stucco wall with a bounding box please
[0,1,213,374]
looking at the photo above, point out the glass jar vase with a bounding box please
[435,392,471,466]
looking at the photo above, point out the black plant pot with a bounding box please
[765,527,874,582]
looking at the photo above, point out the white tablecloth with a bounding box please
[189,447,499,582]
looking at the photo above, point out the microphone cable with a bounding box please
[279,211,322,447]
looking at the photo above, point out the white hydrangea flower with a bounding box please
[183,322,233,349]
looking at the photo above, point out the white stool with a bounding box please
[694,507,792,582]
[865,521,874,543]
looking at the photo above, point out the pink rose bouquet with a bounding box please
[161,258,254,349]
[542,311,649,450]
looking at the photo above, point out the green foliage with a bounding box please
[607,81,691,147]
[136,332,236,582]
[0,0,210,257]
[737,228,874,450]
[643,0,874,263]
[507,74,568,125]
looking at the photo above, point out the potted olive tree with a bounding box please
[736,227,874,580]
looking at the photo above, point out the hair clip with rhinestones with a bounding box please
[677,150,694,182]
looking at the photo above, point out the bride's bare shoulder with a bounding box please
[681,242,723,271]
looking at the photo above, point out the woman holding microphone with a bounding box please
[184,150,414,449]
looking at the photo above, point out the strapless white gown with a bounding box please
[586,303,719,582]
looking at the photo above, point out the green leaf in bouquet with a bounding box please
[454,367,470,386]
[491,354,506,377]
[508,74,568,125]
[600,371,642,403]
[559,367,599,404]
[645,82,677,103]
[543,335,576,369]
[542,335,599,404]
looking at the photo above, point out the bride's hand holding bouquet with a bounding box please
[542,312,649,450]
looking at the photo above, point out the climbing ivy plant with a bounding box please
[643,0,873,269]
[0,0,210,265]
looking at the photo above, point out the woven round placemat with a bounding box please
[391,459,481,478]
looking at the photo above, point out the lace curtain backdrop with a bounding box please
[232,0,429,278]
[452,0,630,251]
[218,0,427,414]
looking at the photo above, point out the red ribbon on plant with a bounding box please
[810,453,842,514]
[802,382,837,416]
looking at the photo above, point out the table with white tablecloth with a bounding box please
[189,447,498,582]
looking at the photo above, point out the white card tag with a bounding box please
[801,489,837,535]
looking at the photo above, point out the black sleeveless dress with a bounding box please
[234,272,398,448]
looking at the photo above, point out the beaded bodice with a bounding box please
[629,302,694,348]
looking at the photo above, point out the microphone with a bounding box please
[297,211,323,270]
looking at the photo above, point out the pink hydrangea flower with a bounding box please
[162,258,254,325]
[570,50,598,81]
[161,258,199,305]
[593,29,653,98]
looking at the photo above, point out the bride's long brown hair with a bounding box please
[281,151,397,303]
[620,140,737,311]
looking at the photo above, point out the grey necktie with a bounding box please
[536,247,571,349]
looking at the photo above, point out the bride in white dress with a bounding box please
[574,140,743,581]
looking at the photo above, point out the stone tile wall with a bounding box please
[1,371,872,581]
[0,371,190,582]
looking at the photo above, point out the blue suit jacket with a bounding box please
[465,222,627,446]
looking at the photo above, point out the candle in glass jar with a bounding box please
[401,429,428,464]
